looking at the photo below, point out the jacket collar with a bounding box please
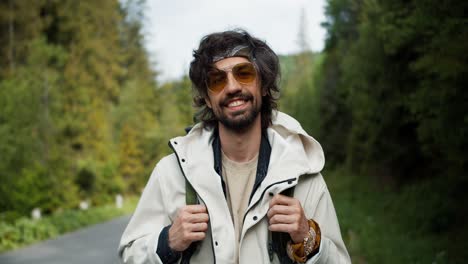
[169,111,324,192]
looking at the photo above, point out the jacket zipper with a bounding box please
[238,177,298,262]
[241,177,297,234]
[169,141,217,264]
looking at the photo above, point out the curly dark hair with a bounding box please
[189,29,280,129]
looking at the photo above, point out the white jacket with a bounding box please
[119,111,351,263]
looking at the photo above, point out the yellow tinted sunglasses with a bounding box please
[206,62,257,93]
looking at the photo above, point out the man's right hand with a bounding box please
[168,205,209,252]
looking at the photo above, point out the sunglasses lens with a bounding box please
[207,70,227,93]
[233,63,256,83]
[206,62,257,93]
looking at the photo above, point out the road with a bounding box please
[0,215,131,264]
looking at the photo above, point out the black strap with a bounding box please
[212,130,227,197]
[249,130,271,203]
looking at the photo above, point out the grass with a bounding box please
[0,196,138,253]
[324,167,463,263]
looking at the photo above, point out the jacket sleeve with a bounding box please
[306,176,351,264]
[118,160,173,264]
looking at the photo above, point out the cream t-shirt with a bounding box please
[221,151,258,262]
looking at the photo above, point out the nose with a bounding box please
[224,72,242,94]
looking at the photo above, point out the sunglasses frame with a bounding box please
[206,62,257,93]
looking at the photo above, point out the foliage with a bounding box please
[279,52,321,135]
[0,0,163,221]
[318,0,468,179]
[325,167,460,263]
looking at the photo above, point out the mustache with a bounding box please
[220,92,253,106]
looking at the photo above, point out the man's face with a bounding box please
[205,57,263,132]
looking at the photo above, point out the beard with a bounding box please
[213,91,261,132]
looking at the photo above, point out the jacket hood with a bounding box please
[269,111,325,174]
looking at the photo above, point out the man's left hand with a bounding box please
[267,194,309,243]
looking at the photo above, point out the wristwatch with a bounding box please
[286,219,321,263]
[303,225,317,256]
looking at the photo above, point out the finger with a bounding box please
[269,194,297,207]
[184,205,207,213]
[268,223,296,233]
[267,205,299,218]
[180,212,209,223]
[187,231,206,242]
[268,214,297,225]
[190,222,208,232]
[191,213,209,223]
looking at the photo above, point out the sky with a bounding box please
[142,0,327,83]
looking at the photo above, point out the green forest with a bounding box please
[0,0,197,220]
[0,0,466,262]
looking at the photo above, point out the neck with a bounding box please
[218,115,262,163]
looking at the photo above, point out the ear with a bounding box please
[259,80,267,96]
[261,86,268,97]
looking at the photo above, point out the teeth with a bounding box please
[228,100,244,107]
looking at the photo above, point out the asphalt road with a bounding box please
[0,215,131,264]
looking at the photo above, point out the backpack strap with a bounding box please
[184,125,198,206]
[268,186,295,264]
[185,179,197,205]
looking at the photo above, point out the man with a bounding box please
[119,30,350,264]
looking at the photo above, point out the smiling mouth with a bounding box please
[227,99,246,107]
[222,93,253,108]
